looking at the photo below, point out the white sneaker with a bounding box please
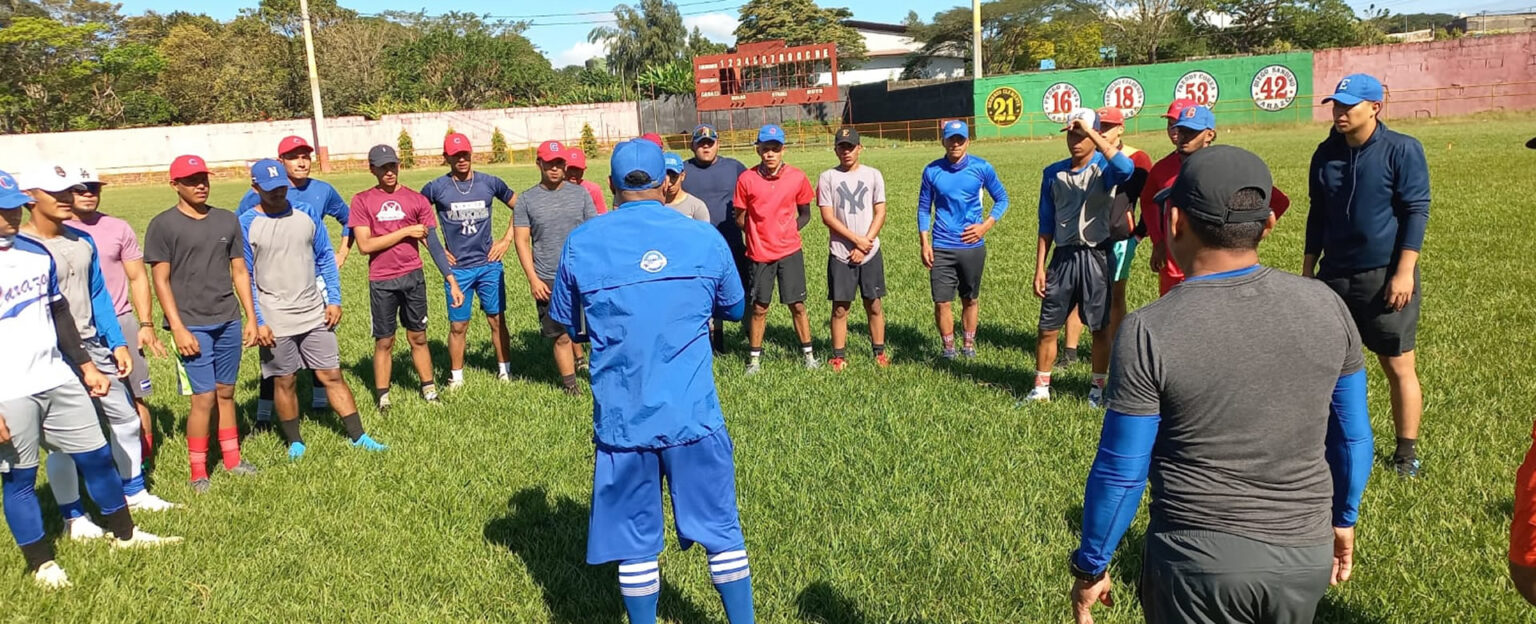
[446,378,465,390]
[33,561,70,589]
[803,356,821,370]
[112,529,183,549]
[1023,386,1051,403]
[1088,387,1106,409]
[126,491,182,512]
[497,372,511,383]
[66,517,107,541]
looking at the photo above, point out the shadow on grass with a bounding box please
[796,581,933,624]
[1315,594,1391,624]
[484,487,714,624]
[338,330,563,394]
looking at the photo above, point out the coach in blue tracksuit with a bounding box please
[550,139,754,624]
[1303,73,1431,478]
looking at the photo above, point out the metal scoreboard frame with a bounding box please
[693,40,841,112]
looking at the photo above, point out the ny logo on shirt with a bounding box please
[835,181,870,215]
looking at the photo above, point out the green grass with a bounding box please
[8,116,1536,622]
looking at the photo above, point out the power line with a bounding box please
[359,0,737,24]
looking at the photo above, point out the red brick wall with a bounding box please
[1312,32,1536,121]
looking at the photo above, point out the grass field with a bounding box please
[6,115,1536,623]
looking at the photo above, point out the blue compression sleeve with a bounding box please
[1326,369,1373,527]
[983,162,1010,220]
[424,226,454,277]
[1102,151,1135,188]
[1,467,46,546]
[312,228,341,305]
[1073,409,1159,575]
[916,171,934,233]
[71,445,128,515]
[1037,173,1055,237]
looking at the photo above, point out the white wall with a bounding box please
[822,56,967,86]
[0,102,642,174]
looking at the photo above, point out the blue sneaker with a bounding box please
[352,434,388,452]
[287,442,306,461]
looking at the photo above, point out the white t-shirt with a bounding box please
[0,237,77,401]
[816,165,886,264]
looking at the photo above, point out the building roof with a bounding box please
[844,20,910,35]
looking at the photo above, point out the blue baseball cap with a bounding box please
[942,119,969,141]
[1322,74,1384,106]
[755,124,785,145]
[0,170,32,209]
[250,159,289,191]
[691,124,719,146]
[610,139,665,191]
[1172,105,1215,132]
[663,152,686,175]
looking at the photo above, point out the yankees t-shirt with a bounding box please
[817,165,886,264]
[420,172,514,270]
[350,186,437,281]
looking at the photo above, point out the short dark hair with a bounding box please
[623,171,655,188]
[1183,188,1268,250]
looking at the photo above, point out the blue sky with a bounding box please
[113,0,1526,69]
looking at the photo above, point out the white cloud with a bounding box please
[553,40,609,68]
[684,13,738,43]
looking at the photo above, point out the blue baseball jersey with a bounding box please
[550,200,745,451]
[238,178,351,238]
[420,172,516,270]
[917,154,1010,249]
[0,236,78,401]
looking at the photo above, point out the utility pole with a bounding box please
[299,0,330,172]
[972,0,984,80]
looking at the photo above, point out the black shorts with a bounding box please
[1039,245,1110,332]
[749,250,808,305]
[1139,529,1331,624]
[930,246,986,302]
[534,279,581,339]
[1320,265,1420,356]
[827,250,887,302]
[369,269,429,339]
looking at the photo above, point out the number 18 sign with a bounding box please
[1103,77,1145,119]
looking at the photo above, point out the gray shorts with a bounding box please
[1139,529,1332,624]
[0,382,109,472]
[85,340,141,428]
[930,246,986,302]
[115,312,153,398]
[259,326,341,379]
[1039,245,1110,332]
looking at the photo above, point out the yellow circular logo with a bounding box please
[985,87,1024,128]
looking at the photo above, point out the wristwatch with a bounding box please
[139,321,153,329]
[1069,556,1107,583]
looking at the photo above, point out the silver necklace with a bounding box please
[450,172,475,195]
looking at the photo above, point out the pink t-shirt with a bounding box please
[349,186,437,281]
[68,213,141,316]
[579,179,608,215]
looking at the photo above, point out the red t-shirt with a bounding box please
[1515,420,1536,566]
[735,163,814,263]
[579,179,609,215]
[1141,150,1292,295]
[349,186,437,281]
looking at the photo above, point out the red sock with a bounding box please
[141,427,154,460]
[218,427,242,470]
[188,436,209,481]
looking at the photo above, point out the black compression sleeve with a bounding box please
[52,298,89,366]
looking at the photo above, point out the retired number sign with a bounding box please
[1250,65,1299,111]
[1175,71,1219,107]
[986,86,1024,127]
[1103,77,1145,118]
[1042,82,1081,124]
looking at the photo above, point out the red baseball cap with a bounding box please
[1094,106,1125,127]
[443,133,471,155]
[537,140,567,163]
[565,148,587,169]
[277,135,313,156]
[169,155,209,180]
[1162,98,1198,120]
[641,133,664,148]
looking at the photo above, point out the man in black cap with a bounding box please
[816,127,888,371]
[1068,145,1375,624]
[682,124,749,354]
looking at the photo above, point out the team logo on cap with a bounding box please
[1338,78,1351,90]
[640,250,667,273]
[1184,107,1198,119]
[0,176,12,190]
[766,127,779,136]
[550,141,562,151]
[53,166,66,177]
[838,129,850,138]
[189,157,200,165]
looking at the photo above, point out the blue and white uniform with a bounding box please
[421,173,516,321]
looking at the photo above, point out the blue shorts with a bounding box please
[448,264,506,322]
[587,429,746,565]
[177,320,242,395]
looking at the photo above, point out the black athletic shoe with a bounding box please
[1056,349,1079,366]
[1393,456,1422,478]
[253,419,274,434]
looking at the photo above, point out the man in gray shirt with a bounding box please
[241,160,387,458]
[514,141,599,395]
[662,153,711,222]
[817,127,888,371]
[1068,146,1374,624]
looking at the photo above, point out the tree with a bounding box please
[734,0,867,68]
[588,0,688,83]
[1098,0,1195,64]
[316,16,414,116]
[686,26,727,57]
[636,60,694,96]
[384,25,558,109]
[210,15,300,122]
[155,23,225,123]
[0,16,106,132]
[242,0,356,37]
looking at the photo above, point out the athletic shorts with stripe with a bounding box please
[115,312,153,398]
[370,269,429,339]
[586,428,746,565]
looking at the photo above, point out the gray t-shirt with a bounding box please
[668,193,711,222]
[1107,266,1365,547]
[514,183,597,281]
[241,209,326,337]
[816,165,886,263]
[26,229,97,341]
[143,206,243,328]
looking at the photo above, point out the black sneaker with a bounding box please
[563,384,584,397]
[253,419,274,434]
[1393,456,1422,478]
[1056,349,1079,366]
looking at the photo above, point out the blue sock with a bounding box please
[122,473,147,497]
[71,445,127,515]
[709,549,755,624]
[618,558,660,624]
[58,499,86,520]
[1,467,45,547]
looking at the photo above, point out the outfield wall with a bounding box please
[1311,33,1536,121]
[0,102,641,175]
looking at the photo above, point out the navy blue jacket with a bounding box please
[1306,122,1430,272]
